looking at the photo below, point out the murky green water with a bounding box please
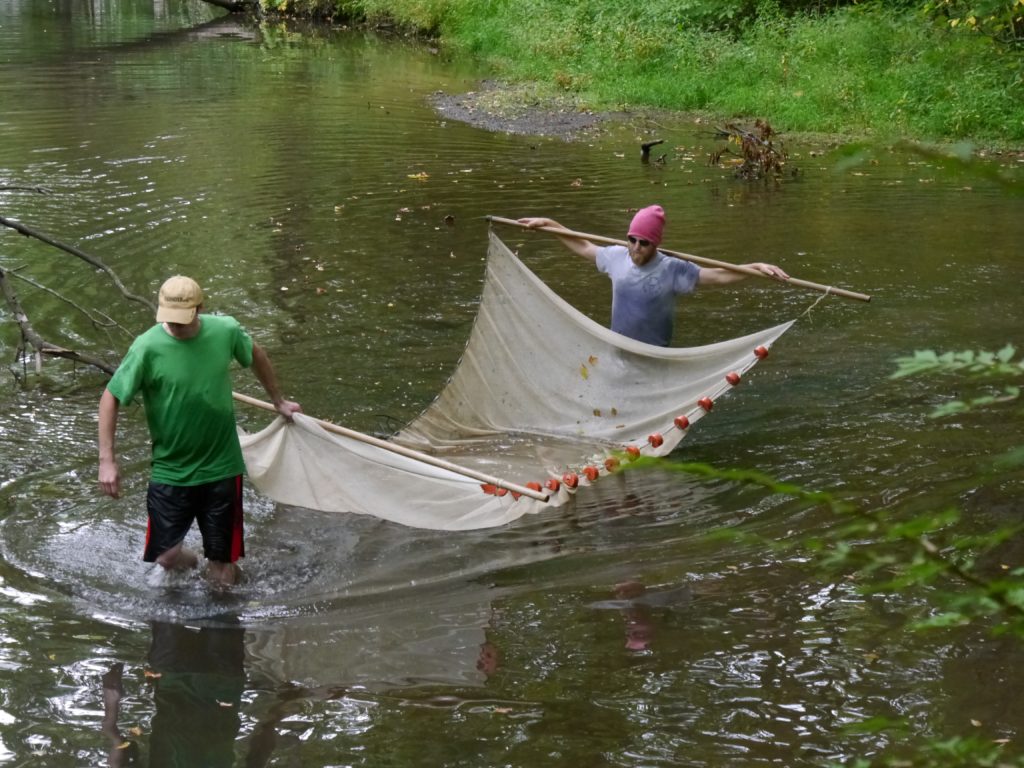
[1,1,1023,765]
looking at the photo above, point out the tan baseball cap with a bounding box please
[156,275,203,324]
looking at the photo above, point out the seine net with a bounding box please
[240,230,794,530]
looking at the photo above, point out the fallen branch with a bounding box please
[0,215,155,313]
[709,119,791,181]
[4,266,132,337]
[0,266,117,375]
[641,139,665,164]
[0,185,53,194]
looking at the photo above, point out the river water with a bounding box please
[1,1,1023,765]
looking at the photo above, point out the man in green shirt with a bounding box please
[98,275,301,585]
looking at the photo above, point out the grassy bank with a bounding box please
[288,0,1024,143]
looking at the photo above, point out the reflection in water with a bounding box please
[102,663,139,766]
[476,640,500,678]
[624,581,685,652]
[102,620,245,768]
[589,580,695,652]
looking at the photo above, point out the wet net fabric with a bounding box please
[240,230,795,530]
[239,414,538,530]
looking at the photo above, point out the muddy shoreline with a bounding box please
[430,81,1024,170]
[430,80,631,141]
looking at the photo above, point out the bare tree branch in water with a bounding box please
[0,215,155,313]
[0,185,53,194]
[708,119,793,182]
[5,266,134,338]
[0,265,117,376]
[0,206,149,376]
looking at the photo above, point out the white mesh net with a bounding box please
[240,230,794,529]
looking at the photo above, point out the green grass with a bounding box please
[298,0,1024,143]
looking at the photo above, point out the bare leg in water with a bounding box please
[156,543,239,587]
[155,541,198,572]
[205,559,240,586]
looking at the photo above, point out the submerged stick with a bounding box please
[487,215,871,303]
[232,392,551,503]
[0,266,117,374]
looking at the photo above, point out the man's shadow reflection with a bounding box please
[102,619,246,767]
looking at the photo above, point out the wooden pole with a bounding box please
[232,392,551,502]
[487,215,871,303]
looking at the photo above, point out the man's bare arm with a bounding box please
[698,262,790,286]
[98,389,122,498]
[251,343,302,420]
[517,217,600,263]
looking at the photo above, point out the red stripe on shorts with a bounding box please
[230,474,245,562]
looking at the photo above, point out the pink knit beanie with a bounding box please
[627,205,666,245]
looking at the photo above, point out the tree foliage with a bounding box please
[893,346,1022,418]
[923,0,1024,48]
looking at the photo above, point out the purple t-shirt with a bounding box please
[595,245,700,346]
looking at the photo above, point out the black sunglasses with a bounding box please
[627,235,652,248]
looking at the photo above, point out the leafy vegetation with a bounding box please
[249,0,1024,142]
[636,341,1024,766]
[924,0,1024,48]
[893,346,1022,418]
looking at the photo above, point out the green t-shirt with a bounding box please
[107,314,254,486]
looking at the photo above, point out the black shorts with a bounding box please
[145,476,244,564]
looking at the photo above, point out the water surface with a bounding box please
[1,1,1023,765]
